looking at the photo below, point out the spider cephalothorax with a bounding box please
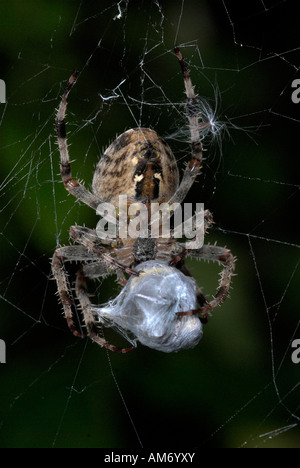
[52,47,235,353]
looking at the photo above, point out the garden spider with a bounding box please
[52,47,235,353]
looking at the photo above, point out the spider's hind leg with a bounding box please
[169,47,204,205]
[55,71,102,211]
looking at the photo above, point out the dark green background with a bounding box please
[0,0,299,448]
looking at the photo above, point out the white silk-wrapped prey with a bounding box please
[92,260,203,352]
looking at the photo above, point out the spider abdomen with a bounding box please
[92,127,179,204]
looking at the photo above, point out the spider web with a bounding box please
[0,0,299,449]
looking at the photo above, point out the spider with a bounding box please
[52,47,235,353]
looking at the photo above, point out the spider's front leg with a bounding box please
[52,245,133,353]
[51,245,95,338]
[169,208,214,266]
[69,225,138,277]
[177,244,236,323]
[75,267,133,353]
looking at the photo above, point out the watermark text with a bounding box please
[291,79,300,104]
[96,196,205,249]
[0,79,5,104]
[0,339,6,363]
[104,452,196,464]
[291,339,300,364]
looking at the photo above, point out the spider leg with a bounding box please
[170,211,213,314]
[75,267,133,353]
[55,71,102,211]
[51,245,97,338]
[51,245,132,353]
[175,261,208,309]
[69,225,138,277]
[169,47,204,204]
[169,209,213,266]
[176,244,236,323]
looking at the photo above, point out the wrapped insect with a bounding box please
[92,261,203,353]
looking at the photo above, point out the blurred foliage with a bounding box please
[0,0,299,448]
